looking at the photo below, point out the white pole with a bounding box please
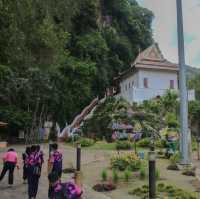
[176,0,190,164]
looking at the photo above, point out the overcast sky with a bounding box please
[136,0,200,68]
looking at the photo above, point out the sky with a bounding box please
[136,0,200,68]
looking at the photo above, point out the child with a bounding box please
[48,172,82,199]
[0,148,19,186]
[48,143,63,198]
[48,143,62,177]
[22,146,31,183]
[26,145,41,199]
[36,145,44,174]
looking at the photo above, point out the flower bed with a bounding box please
[93,183,116,192]
[129,183,198,199]
[111,152,141,171]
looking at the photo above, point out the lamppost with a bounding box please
[176,0,190,164]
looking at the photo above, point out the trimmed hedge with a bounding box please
[78,138,95,147]
[116,140,132,150]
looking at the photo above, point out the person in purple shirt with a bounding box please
[48,143,63,198]
[48,172,82,199]
[22,146,31,183]
[26,145,41,199]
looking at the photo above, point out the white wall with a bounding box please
[138,69,178,90]
[117,69,178,104]
[119,72,139,102]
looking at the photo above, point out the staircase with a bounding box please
[58,97,99,139]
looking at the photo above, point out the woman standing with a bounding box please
[22,146,31,183]
[48,143,63,198]
[26,145,41,199]
[0,148,19,186]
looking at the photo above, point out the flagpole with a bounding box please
[176,0,190,164]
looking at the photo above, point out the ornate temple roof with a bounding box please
[115,43,179,81]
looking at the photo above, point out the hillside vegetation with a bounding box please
[0,0,154,139]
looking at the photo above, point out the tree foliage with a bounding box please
[0,0,154,140]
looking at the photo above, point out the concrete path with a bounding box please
[0,144,112,199]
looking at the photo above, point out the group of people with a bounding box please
[0,143,82,199]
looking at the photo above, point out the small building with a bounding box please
[113,43,179,103]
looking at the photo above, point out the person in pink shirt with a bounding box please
[0,148,19,185]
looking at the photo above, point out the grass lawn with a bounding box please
[87,141,148,153]
[65,140,150,157]
[89,141,116,150]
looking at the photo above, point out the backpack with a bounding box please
[27,152,41,176]
[52,151,62,172]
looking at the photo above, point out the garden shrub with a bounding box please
[156,168,160,180]
[165,112,179,128]
[172,151,180,161]
[129,183,199,198]
[155,139,166,148]
[139,166,146,179]
[112,169,119,183]
[78,138,95,147]
[124,169,132,182]
[101,169,108,181]
[167,152,180,170]
[182,166,196,177]
[66,135,81,143]
[137,138,151,148]
[111,152,141,171]
[116,140,132,150]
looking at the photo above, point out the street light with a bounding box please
[176,0,190,164]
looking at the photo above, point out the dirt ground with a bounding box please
[0,144,199,199]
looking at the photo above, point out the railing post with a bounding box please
[149,150,156,199]
[76,143,81,171]
[75,143,82,186]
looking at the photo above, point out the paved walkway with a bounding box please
[1,144,200,199]
[0,144,112,199]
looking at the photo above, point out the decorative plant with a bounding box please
[167,152,180,170]
[116,140,132,150]
[182,166,196,177]
[101,169,108,181]
[137,138,151,148]
[111,152,141,171]
[139,166,146,179]
[112,169,119,183]
[124,169,132,182]
[129,183,199,198]
[156,168,160,180]
[77,138,95,147]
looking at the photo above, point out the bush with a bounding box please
[156,169,160,180]
[111,152,141,171]
[112,169,119,183]
[165,112,179,128]
[170,152,180,165]
[155,139,166,148]
[124,169,132,182]
[116,140,132,150]
[66,135,81,143]
[78,138,95,147]
[101,169,108,181]
[137,138,151,148]
[139,166,146,179]
[129,183,199,198]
